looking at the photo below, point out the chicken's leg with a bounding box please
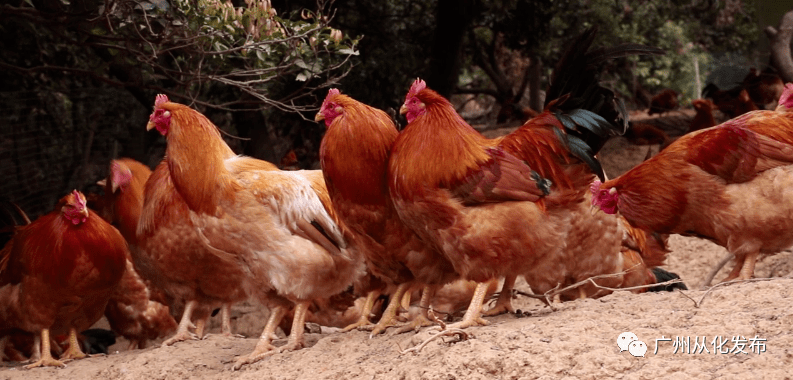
[395,285,437,334]
[162,299,199,346]
[722,253,748,283]
[60,328,88,361]
[280,301,309,352]
[484,275,516,316]
[738,251,759,280]
[220,303,244,337]
[445,282,489,330]
[0,336,8,362]
[342,290,380,332]
[24,329,65,369]
[195,316,208,339]
[400,286,413,312]
[232,305,286,370]
[370,283,409,337]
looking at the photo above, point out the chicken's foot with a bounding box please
[220,303,244,337]
[342,290,380,332]
[232,305,286,370]
[279,301,309,352]
[60,328,88,361]
[444,282,490,330]
[483,275,516,316]
[162,299,199,346]
[24,329,65,369]
[370,283,410,337]
[394,285,437,334]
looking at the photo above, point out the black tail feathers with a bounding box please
[648,267,688,292]
[546,26,664,181]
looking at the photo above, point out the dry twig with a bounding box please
[680,275,792,308]
[513,265,685,307]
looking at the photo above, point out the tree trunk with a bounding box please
[528,56,542,111]
[766,9,793,83]
[427,0,475,98]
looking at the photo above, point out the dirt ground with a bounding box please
[3,116,793,379]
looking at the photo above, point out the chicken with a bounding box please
[624,122,670,145]
[592,83,793,282]
[91,159,179,349]
[0,190,127,368]
[136,159,253,345]
[743,68,784,110]
[145,95,364,369]
[648,89,678,116]
[687,99,717,133]
[388,28,665,328]
[315,89,458,335]
[702,84,758,118]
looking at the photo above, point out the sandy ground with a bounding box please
[3,122,793,379]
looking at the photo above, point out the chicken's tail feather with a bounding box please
[546,26,664,181]
[648,268,688,292]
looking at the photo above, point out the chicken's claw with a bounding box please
[23,357,66,369]
[443,316,489,330]
[161,330,199,346]
[393,314,435,334]
[231,341,279,370]
[341,319,375,332]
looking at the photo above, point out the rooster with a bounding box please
[0,191,127,368]
[145,95,364,369]
[94,159,178,349]
[389,28,666,328]
[592,83,793,282]
[315,89,458,335]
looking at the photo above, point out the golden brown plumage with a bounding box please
[593,83,793,282]
[389,29,667,327]
[688,99,717,133]
[316,89,458,335]
[146,95,364,369]
[93,158,178,349]
[0,191,127,368]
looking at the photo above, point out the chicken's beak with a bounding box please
[111,181,120,194]
[399,104,407,115]
[96,179,107,188]
[314,112,325,123]
[80,207,90,219]
[146,121,156,131]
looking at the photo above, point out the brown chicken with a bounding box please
[743,68,785,110]
[388,28,666,328]
[648,89,678,116]
[624,122,670,145]
[0,191,127,368]
[316,89,458,335]
[146,95,364,369]
[94,159,178,349]
[136,159,253,345]
[592,83,793,282]
[702,84,758,118]
[687,99,717,133]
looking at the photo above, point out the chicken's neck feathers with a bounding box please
[320,104,397,207]
[165,107,240,216]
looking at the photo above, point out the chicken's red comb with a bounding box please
[324,88,341,103]
[110,160,132,185]
[407,78,426,100]
[71,190,86,209]
[155,94,169,108]
[778,83,793,111]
